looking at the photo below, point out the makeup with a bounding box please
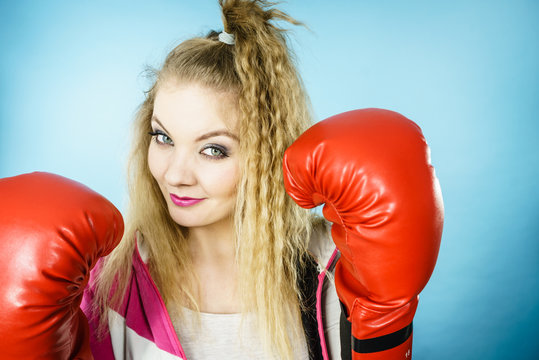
[170,194,204,207]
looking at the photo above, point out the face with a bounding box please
[148,82,240,231]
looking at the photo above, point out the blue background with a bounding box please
[1,1,538,359]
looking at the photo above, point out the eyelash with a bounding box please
[148,130,229,159]
[201,144,229,159]
[148,130,172,145]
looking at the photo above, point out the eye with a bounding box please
[201,144,229,159]
[148,130,174,145]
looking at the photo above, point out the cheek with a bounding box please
[224,165,240,196]
[202,162,240,197]
[147,144,163,181]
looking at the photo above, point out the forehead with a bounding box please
[153,81,238,132]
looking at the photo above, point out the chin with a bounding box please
[168,212,200,228]
[167,208,208,228]
[167,207,233,230]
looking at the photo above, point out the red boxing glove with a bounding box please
[0,172,124,359]
[283,109,443,359]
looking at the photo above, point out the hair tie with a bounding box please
[218,31,235,45]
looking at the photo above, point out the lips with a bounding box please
[170,194,205,207]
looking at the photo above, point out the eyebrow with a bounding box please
[151,116,239,142]
[196,130,239,142]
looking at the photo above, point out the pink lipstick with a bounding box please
[170,194,205,207]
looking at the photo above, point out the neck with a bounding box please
[187,218,236,264]
[186,218,240,313]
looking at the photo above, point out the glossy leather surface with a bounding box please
[283,109,444,359]
[0,172,124,359]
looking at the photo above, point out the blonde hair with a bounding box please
[94,1,315,358]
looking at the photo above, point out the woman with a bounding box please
[0,1,443,359]
[87,0,338,359]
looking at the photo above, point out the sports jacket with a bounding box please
[81,226,341,359]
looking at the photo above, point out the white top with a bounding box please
[172,307,309,360]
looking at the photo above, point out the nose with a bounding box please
[164,149,197,187]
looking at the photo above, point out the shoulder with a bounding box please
[307,217,342,359]
[82,231,142,314]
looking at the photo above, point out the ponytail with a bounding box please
[221,1,314,358]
